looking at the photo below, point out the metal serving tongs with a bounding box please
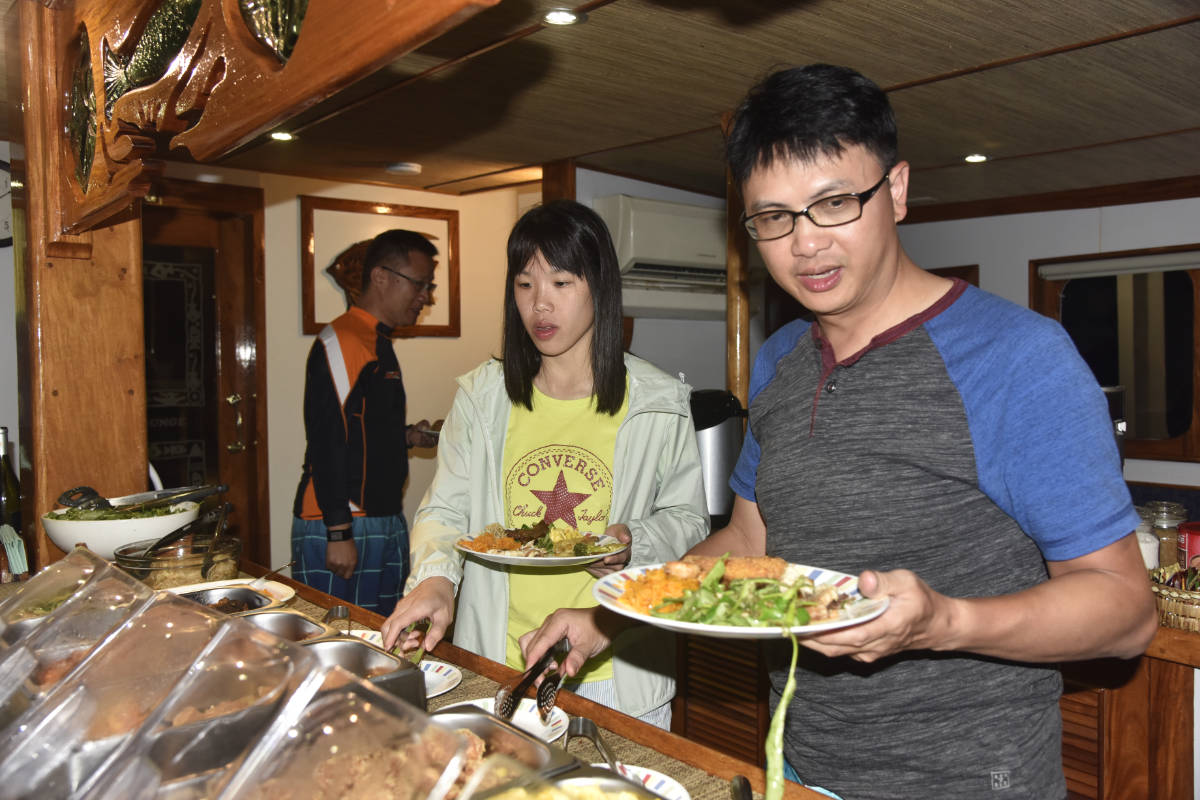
[140,501,233,558]
[535,637,571,722]
[495,636,568,721]
[57,483,226,514]
[566,716,620,771]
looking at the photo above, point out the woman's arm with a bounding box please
[621,407,710,566]
[383,389,477,650]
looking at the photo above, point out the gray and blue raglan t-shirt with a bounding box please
[730,279,1139,799]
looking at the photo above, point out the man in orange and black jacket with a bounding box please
[292,229,440,613]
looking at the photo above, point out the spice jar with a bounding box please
[1135,517,1158,570]
[1145,500,1187,568]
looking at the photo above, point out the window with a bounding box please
[1031,246,1200,462]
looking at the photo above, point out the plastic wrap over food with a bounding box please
[77,616,325,800]
[220,670,468,800]
[0,547,115,646]
[0,565,156,735]
[0,592,225,799]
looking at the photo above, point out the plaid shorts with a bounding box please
[291,514,408,615]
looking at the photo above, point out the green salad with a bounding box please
[52,504,182,521]
[651,555,846,627]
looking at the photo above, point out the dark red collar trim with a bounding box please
[811,278,968,368]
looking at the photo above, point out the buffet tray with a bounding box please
[430,706,579,778]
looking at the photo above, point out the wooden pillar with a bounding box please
[541,158,577,203]
[724,160,750,406]
[18,2,148,568]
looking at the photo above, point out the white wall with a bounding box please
[576,168,743,391]
[898,196,1200,488]
[164,163,518,565]
[0,141,17,460]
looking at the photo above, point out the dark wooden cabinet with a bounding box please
[672,636,769,766]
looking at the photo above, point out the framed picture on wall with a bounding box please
[300,195,460,337]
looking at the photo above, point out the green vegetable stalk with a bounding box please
[765,632,799,800]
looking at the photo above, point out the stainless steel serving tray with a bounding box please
[300,637,425,710]
[178,586,277,615]
[239,608,336,642]
[429,707,578,778]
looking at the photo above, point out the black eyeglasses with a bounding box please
[741,170,892,241]
[381,266,436,294]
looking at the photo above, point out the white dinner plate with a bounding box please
[419,660,463,698]
[345,630,464,697]
[442,697,568,742]
[592,764,690,800]
[168,578,296,605]
[592,562,889,640]
[454,534,629,568]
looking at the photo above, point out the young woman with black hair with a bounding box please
[382,200,708,726]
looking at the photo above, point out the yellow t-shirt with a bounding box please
[503,385,628,681]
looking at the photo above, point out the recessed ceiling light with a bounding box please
[270,131,295,142]
[543,8,585,25]
[964,153,987,163]
[386,162,423,175]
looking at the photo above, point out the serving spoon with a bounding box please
[249,560,295,589]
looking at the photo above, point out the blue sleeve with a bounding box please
[928,289,1139,561]
[729,321,810,503]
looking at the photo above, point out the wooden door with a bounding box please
[140,180,269,565]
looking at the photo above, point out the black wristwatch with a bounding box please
[326,527,353,542]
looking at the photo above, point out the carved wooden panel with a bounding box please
[55,0,499,235]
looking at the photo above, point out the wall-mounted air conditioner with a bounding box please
[593,194,728,320]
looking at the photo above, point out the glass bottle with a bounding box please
[1145,500,1187,569]
[0,426,29,582]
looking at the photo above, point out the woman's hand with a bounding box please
[586,523,632,578]
[381,577,456,654]
[519,607,625,677]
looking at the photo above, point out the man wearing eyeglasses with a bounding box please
[522,64,1155,800]
[292,229,442,614]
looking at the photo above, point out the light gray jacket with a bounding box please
[408,354,709,716]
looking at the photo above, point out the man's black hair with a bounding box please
[726,63,898,186]
[502,199,627,415]
[360,229,438,292]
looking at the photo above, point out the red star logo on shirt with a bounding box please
[530,470,592,529]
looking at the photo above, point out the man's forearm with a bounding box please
[942,536,1156,662]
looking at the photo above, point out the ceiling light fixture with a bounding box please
[964,153,987,163]
[270,131,295,142]
[543,8,585,25]
[386,161,423,175]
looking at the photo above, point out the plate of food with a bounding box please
[442,696,568,742]
[168,578,296,605]
[592,554,889,639]
[455,522,628,567]
[592,764,691,800]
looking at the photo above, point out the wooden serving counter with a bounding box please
[239,561,830,800]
